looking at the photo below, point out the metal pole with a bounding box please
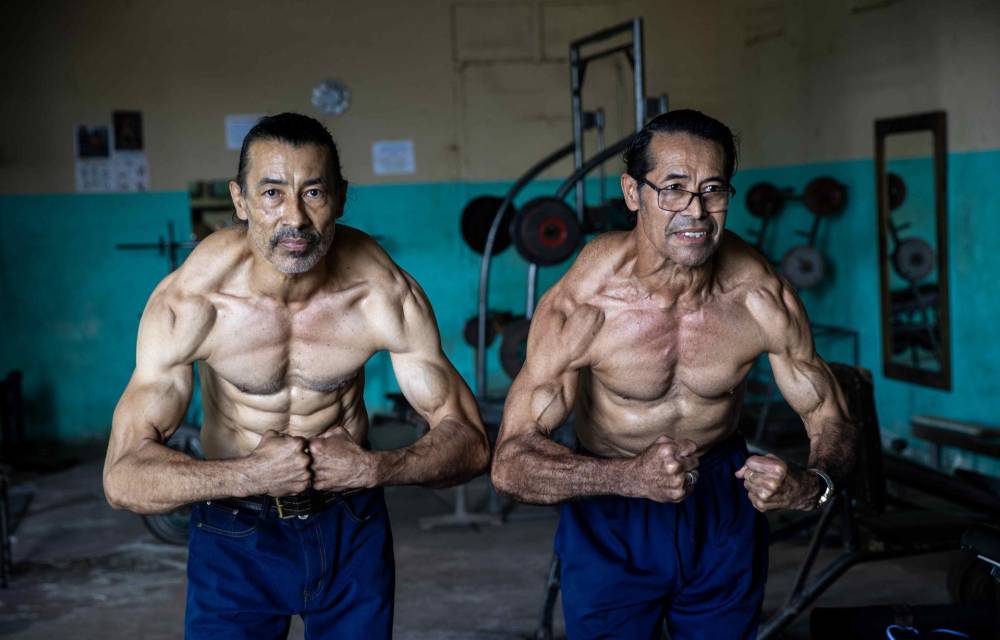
[596,108,607,204]
[570,46,586,223]
[556,134,633,201]
[525,264,538,319]
[475,143,576,397]
[632,17,646,130]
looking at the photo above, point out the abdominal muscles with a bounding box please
[198,367,367,459]
[575,372,743,457]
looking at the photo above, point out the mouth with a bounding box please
[278,239,310,251]
[670,228,712,244]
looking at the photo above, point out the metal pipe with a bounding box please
[570,18,639,48]
[787,495,841,598]
[758,552,862,639]
[556,134,632,201]
[632,17,646,130]
[596,108,607,204]
[570,45,586,222]
[526,264,538,319]
[475,142,575,397]
[579,43,633,66]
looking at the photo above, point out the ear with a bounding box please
[621,173,641,212]
[229,180,249,222]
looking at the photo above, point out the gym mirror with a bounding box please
[875,111,950,389]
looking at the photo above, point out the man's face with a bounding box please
[230,140,342,274]
[622,132,729,268]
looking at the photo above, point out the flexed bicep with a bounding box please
[104,288,215,510]
[387,274,481,431]
[372,269,488,487]
[492,292,622,504]
[107,291,213,459]
[499,296,604,441]
[767,284,848,423]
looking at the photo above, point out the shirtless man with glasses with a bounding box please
[492,109,856,640]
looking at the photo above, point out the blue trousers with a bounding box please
[556,435,769,640]
[184,488,394,639]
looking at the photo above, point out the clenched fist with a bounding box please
[245,430,313,497]
[624,435,700,503]
[735,454,824,512]
[308,426,377,492]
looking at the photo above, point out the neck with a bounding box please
[628,229,716,304]
[247,249,331,303]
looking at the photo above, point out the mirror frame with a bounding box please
[874,110,951,390]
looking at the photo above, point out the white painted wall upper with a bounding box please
[2,0,998,193]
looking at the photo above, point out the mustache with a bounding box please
[271,227,320,248]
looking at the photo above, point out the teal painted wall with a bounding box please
[727,150,1000,474]
[0,193,193,442]
[1,152,998,478]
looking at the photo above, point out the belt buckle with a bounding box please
[274,497,296,520]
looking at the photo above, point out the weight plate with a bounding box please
[887,172,907,211]
[499,317,531,379]
[461,196,514,255]
[893,237,934,282]
[745,182,784,219]
[512,197,581,266]
[463,315,497,348]
[781,245,827,289]
[803,176,847,217]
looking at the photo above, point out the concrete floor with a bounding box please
[0,455,964,639]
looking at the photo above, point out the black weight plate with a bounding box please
[512,197,582,266]
[461,196,514,255]
[745,182,784,219]
[781,245,827,289]
[499,317,531,379]
[803,176,847,217]
[463,314,497,348]
[887,172,907,210]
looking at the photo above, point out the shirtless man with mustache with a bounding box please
[104,113,488,639]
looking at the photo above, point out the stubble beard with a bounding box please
[251,223,336,275]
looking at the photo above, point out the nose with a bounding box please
[682,193,708,220]
[281,195,310,228]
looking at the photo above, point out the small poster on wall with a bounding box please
[225,114,264,150]
[372,139,416,176]
[74,124,112,192]
[111,110,149,192]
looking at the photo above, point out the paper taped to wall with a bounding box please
[225,114,264,150]
[372,140,416,176]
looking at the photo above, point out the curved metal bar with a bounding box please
[555,134,632,201]
[475,142,575,397]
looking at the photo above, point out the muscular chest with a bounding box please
[204,294,373,394]
[589,302,761,401]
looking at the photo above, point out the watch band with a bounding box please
[808,468,834,509]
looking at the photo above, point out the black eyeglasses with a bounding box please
[637,178,735,213]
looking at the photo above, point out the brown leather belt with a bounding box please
[208,488,363,519]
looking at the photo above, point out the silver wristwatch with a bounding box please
[808,468,834,509]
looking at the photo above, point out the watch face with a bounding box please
[312,79,351,116]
